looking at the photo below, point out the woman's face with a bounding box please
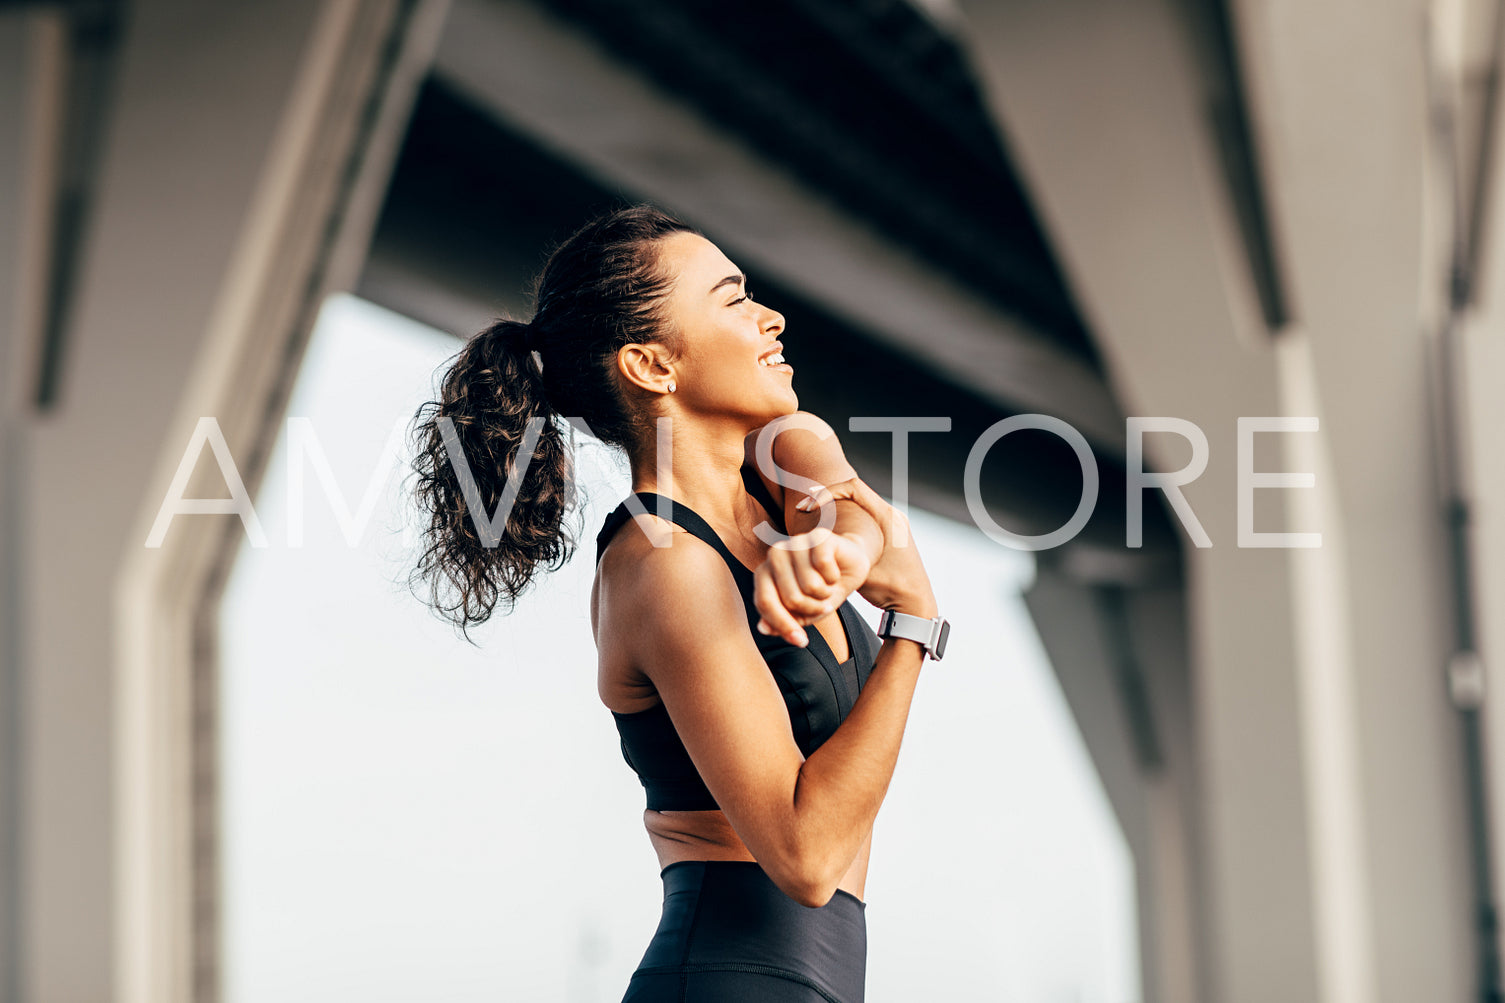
[646,231,796,424]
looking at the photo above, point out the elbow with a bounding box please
[765,775,851,907]
[767,847,845,909]
[793,882,841,909]
[774,870,840,909]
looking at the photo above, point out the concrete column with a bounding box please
[0,11,66,1003]
[10,1,446,1000]
[1024,569,1204,1003]
[1455,0,1505,980]
[1232,1,1475,999]
[954,0,1472,999]
[961,0,1479,998]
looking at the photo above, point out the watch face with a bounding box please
[934,620,951,660]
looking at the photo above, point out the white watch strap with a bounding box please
[876,609,950,660]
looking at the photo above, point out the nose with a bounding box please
[760,302,785,337]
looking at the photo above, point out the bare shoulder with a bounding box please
[628,520,750,666]
[596,511,747,669]
[596,509,745,710]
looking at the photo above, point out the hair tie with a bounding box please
[521,321,541,354]
[518,323,548,401]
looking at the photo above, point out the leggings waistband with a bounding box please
[659,859,868,910]
[633,860,867,1002]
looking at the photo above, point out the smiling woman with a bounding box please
[407,203,943,1002]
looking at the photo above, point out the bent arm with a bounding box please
[629,525,934,908]
[744,412,881,561]
[746,413,932,637]
[743,415,883,639]
[792,615,932,900]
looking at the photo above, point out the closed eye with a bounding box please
[729,289,755,305]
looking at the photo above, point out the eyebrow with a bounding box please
[708,272,745,295]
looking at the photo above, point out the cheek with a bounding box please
[694,319,759,370]
[685,347,778,405]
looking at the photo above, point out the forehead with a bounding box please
[660,231,738,290]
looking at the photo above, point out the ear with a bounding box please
[616,342,675,394]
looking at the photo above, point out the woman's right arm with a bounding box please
[623,511,935,908]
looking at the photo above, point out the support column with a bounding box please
[1233,1,1475,999]
[1023,569,1203,1003]
[963,0,1478,998]
[1454,0,1505,981]
[956,0,1402,999]
[0,11,66,1003]
[11,1,446,1000]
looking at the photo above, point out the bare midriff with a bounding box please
[644,806,873,904]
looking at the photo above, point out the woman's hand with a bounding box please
[753,476,938,645]
[795,477,937,619]
[752,526,872,647]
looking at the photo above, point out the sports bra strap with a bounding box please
[740,463,787,535]
[593,491,753,587]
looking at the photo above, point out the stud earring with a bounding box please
[666,381,677,393]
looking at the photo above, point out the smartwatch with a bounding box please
[876,609,951,661]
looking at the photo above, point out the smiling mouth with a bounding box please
[759,351,792,372]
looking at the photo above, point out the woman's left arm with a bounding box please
[743,412,885,644]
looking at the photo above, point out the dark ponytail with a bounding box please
[408,203,699,636]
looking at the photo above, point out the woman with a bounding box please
[410,204,942,1002]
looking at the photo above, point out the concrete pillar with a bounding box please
[1232,1,1475,999]
[958,0,1473,999]
[6,1,446,999]
[1024,570,1203,1003]
[958,1,1315,997]
[1454,0,1505,980]
[0,11,67,1002]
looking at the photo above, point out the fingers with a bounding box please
[754,563,807,646]
[768,546,835,616]
[753,545,842,646]
[793,483,835,512]
[792,477,859,513]
[810,536,842,585]
[842,475,891,519]
[795,476,902,546]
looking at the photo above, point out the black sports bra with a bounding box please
[595,463,881,811]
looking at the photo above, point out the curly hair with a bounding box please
[408,203,701,636]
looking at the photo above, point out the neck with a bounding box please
[629,412,756,530]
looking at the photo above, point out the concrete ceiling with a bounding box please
[357,0,1194,579]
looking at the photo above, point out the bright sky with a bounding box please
[219,293,1140,1003]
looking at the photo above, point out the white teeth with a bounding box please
[761,353,785,366]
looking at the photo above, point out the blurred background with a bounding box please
[2,0,1504,1001]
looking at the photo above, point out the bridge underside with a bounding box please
[3,1,1502,1001]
